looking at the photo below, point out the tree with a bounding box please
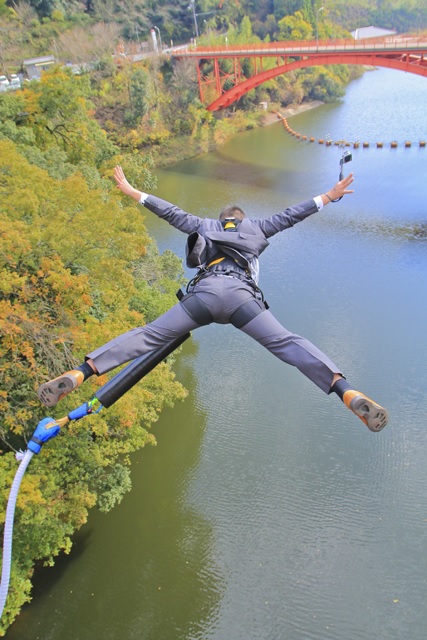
[56,22,120,70]
[278,10,313,40]
[24,0,58,17]
[300,65,347,102]
[20,66,117,166]
[123,66,150,127]
[240,14,253,40]
[273,0,306,20]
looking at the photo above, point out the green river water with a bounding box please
[7,68,427,640]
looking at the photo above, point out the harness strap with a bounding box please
[229,297,268,328]
[176,288,268,328]
[187,255,252,290]
[207,257,226,267]
[177,291,214,326]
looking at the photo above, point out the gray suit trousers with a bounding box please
[87,275,341,394]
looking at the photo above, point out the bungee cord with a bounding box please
[0,333,190,620]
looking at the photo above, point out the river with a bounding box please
[7,68,427,640]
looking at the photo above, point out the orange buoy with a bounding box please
[391,141,398,148]
[376,142,383,148]
[363,142,369,148]
[420,141,426,147]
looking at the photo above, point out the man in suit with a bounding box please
[38,166,388,432]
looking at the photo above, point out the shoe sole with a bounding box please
[350,396,389,432]
[37,376,76,408]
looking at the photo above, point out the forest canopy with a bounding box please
[0,70,189,632]
[1,0,425,633]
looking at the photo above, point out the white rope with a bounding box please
[0,449,34,619]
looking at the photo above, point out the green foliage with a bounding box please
[130,245,186,322]
[0,0,11,17]
[14,0,53,18]
[299,65,348,102]
[0,138,187,633]
[278,10,313,40]
[329,0,426,33]
[21,66,118,166]
[96,463,132,512]
[123,67,149,127]
[240,15,253,40]
[1,0,425,76]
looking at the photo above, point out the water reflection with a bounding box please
[311,211,427,243]
[162,146,283,189]
[7,340,225,640]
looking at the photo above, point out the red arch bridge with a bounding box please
[172,34,427,111]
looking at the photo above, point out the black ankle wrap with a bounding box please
[78,361,95,380]
[330,377,352,399]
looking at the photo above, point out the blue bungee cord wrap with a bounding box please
[0,332,190,621]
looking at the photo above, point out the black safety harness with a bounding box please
[177,217,269,329]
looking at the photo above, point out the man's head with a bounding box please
[219,205,246,222]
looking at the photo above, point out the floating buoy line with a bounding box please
[275,112,426,149]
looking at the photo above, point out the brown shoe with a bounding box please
[343,390,389,432]
[37,370,85,407]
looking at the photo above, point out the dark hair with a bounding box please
[219,205,246,221]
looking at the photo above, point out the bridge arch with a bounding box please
[206,52,427,111]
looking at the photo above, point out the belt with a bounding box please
[208,264,250,279]
[186,260,264,301]
[187,268,245,290]
[207,256,250,279]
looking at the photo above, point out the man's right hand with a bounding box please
[114,165,144,202]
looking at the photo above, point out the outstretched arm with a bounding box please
[113,165,145,202]
[320,172,354,206]
[258,172,356,237]
[114,164,203,233]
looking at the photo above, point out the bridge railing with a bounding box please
[174,34,427,58]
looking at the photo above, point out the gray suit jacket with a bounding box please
[143,195,319,269]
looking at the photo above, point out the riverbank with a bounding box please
[260,100,324,126]
[153,100,325,167]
